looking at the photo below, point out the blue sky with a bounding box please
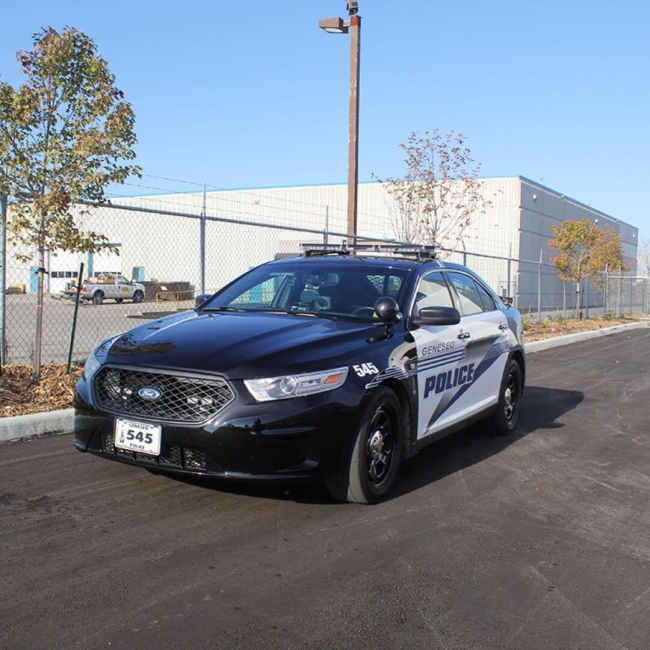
[1,0,649,235]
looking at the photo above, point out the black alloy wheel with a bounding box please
[485,359,522,436]
[366,406,396,487]
[326,386,403,504]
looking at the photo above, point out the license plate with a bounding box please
[114,418,161,456]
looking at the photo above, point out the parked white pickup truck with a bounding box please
[66,274,145,305]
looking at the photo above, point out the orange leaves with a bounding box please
[548,219,625,284]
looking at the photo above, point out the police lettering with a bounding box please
[423,363,475,398]
[420,341,455,356]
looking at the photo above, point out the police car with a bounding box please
[74,244,525,504]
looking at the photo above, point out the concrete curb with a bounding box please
[0,408,74,444]
[525,321,649,353]
[1,322,648,444]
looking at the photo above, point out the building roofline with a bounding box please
[518,175,631,228]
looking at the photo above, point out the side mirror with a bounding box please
[501,296,514,308]
[374,297,403,323]
[194,293,212,309]
[412,306,461,326]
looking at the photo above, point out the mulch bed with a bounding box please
[0,364,82,418]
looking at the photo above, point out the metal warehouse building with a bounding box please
[4,176,638,315]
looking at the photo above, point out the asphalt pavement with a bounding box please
[1,329,649,649]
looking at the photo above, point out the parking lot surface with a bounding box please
[5,294,192,365]
[1,329,649,649]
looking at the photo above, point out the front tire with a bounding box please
[485,359,522,436]
[132,290,144,303]
[326,387,403,504]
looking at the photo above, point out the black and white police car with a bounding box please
[74,244,525,504]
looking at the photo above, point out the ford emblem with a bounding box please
[138,387,162,401]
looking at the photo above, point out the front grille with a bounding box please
[100,433,207,470]
[94,367,234,423]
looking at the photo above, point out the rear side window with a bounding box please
[448,272,496,315]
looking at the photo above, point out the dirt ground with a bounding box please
[0,316,641,418]
[522,315,637,342]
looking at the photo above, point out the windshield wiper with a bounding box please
[286,310,319,318]
[202,306,241,312]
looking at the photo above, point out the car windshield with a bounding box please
[203,261,408,322]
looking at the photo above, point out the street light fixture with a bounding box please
[318,17,348,34]
[319,2,361,244]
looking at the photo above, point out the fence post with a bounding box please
[507,243,512,299]
[585,277,589,319]
[66,262,85,373]
[563,282,566,319]
[537,249,542,321]
[603,272,608,315]
[199,183,206,294]
[0,194,7,372]
[324,205,329,245]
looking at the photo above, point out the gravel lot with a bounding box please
[1,330,649,649]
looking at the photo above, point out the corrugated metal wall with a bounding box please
[518,177,639,312]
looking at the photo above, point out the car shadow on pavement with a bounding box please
[390,385,584,501]
[157,385,583,505]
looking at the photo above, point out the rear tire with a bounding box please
[326,387,403,504]
[485,359,522,436]
[92,291,104,305]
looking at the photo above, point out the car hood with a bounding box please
[104,310,380,377]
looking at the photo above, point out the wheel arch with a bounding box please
[509,348,526,391]
[377,378,416,460]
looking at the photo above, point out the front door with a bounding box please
[410,271,472,439]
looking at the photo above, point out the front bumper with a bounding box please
[74,373,366,482]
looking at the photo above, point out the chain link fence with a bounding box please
[1,195,647,369]
[604,274,650,316]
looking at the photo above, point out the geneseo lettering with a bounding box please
[424,363,475,398]
[420,341,455,356]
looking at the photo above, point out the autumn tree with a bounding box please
[0,27,139,378]
[374,130,491,253]
[548,219,625,318]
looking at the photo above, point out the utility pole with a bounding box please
[319,1,362,244]
[347,8,361,243]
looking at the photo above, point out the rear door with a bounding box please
[444,271,510,421]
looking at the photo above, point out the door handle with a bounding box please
[498,323,508,331]
[457,330,471,340]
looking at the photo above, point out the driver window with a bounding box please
[413,272,454,313]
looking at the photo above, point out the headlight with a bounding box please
[82,351,102,381]
[82,334,122,381]
[244,367,349,402]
